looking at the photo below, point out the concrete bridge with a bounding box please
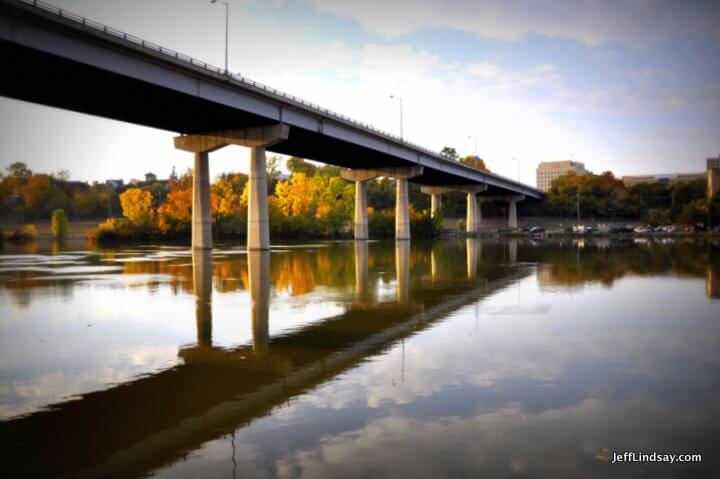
[0,0,543,249]
[0,241,532,478]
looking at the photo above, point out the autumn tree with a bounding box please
[120,188,154,225]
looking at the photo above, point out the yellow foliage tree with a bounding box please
[119,188,154,224]
[275,172,315,216]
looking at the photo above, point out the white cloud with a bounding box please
[309,0,720,48]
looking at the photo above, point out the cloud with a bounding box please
[309,0,720,48]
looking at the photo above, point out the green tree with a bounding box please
[6,162,32,178]
[286,157,317,176]
[440,147,459,161]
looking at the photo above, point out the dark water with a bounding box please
[1,238,719,478]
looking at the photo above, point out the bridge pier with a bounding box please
[474,194,525,229]
[248,250,270,352]
[192,152,212,249]
[466,238,481,279]
[396,240,410,304]
[341,166,423,240]
[421,185,487,235]
[354,241,370,304]
[430,193,442,217]
[174,125,290,250]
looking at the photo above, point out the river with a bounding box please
[1,238,719,478]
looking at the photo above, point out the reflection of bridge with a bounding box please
[0,0,543,250]
[0,240,531,478]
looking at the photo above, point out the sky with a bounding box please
[1,0,719,187]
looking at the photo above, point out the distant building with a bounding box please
[708,155,720,199]
[105,179,125,191]
[621,172,706,188]
[145,172,157,183]
[536,161,587,192]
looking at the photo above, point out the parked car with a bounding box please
[529,226,545,235]
[634,225,652,234]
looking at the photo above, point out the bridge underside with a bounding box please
[0,38,517,191]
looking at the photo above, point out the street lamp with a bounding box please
[389,94,403,140]
[210,0,229,74]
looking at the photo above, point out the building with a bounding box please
[708,155,720,199]
[621,172,706,188]
[536,161,587,192]
[144,172,158,183]
[105,179,125,191]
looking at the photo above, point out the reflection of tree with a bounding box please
[536,240,719,288]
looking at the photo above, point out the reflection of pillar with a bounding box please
[707,265,720,299]
[248,250,270,352]
[193,249,213,347]
[354,180,369,240]
[466,238,481,279]
[396,178,411,240]
[395,241,410,304]
[431,247,439,283]
[431,193,442,218]
[192,152,212,249]
[248,147,270,251]
[508,239,518,265]
[508,198,517,229]
[466,193,479,234]
[354,241,370,303]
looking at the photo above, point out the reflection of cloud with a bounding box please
[271,395,720,478]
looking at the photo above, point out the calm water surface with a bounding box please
[1,238,719,478]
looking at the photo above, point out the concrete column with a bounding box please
[248,147,270,251]
[508,198,518,229]
[395,240,410,304]
[192,249,213,347]
[431,193,442,217]
[354,180,369,240]
[192,152,212,250]
[354,240,369,303]
[396,178,411,240]
[248,249,270,352]
[466,193,479,234]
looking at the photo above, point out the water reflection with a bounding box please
[0,238,719,477]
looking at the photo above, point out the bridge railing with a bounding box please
[16,0,534,193]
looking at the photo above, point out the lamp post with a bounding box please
[390,94,403,140]
[210,0,229,74]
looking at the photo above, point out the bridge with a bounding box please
[0,0,543,249]
[0,240,533,478]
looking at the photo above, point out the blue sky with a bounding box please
[1,0,719,186]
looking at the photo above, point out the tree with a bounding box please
[7,162,32,178]
[286,157,317,176]
[461,155,487,170]
[119,188,154,225]
[440,147,459,161]
[266,156,282,184]
[52,169,71,181]
[51,209,68,238]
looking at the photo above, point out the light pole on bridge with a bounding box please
[390,94,403,140]
[210,0,230,75]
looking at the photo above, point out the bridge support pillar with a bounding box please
[192,152,212,249]
[508,198,518,229]
[174,124,290,251]
[248,147,270,250]
[421,184,487,235]
[396,178,411,240]
[466,193,480,235]
[341,166,423,240]
[396,240,410,304]
[430,193,442,218]
[354,180,369,240]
